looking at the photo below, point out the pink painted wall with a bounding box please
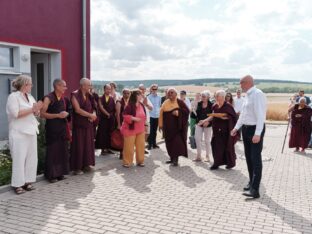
[0,0,91,94]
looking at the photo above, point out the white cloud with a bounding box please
[91,0,312,82]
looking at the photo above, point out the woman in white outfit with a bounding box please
[6,75,43,194]
[194,90,213,162]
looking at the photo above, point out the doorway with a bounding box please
[31,52,50,100]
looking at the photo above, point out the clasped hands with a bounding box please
[32,101,43,116]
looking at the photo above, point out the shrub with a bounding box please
[0,149,12,186]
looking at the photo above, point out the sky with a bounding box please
[91,0,312,82]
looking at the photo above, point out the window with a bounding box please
[0,46,14,68]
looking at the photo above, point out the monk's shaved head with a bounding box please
[80,77,91,86]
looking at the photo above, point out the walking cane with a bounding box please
[281,118,290,154]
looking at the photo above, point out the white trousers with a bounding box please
[9,130,38,187]
[195,125,212,157]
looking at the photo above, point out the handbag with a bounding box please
[189,135,196,149]
[111,129,124,150]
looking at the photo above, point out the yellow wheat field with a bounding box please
[266,102,289,121]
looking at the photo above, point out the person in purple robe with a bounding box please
[41,79,71,182]
[202,90,238,170]
[288,97,312,154]
[95,84,116,155]
[70,78,97,175]
[159,88,190,166]
[90,87,100,137]
[115,88,130,159]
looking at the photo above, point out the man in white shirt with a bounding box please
[231,75,267,199]
[180,90,191,111]
[138,84,153,153]
[233,89,244,115]
[233,89,244,141]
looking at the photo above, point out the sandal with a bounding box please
[122,164,130,168]
[23,183,35,191]
[14,187,26,195]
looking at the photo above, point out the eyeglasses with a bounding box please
[152,88,158,91]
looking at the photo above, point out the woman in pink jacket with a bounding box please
[121,89,146,168]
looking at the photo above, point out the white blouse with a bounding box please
[6,91,39,135]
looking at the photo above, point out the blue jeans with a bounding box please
[242,125,265,191]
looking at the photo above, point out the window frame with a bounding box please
[0,46,14,70]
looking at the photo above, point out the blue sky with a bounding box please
[91,0,312,82]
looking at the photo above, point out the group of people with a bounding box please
[6,74,268,199]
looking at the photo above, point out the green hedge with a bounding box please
[0,120,46,186]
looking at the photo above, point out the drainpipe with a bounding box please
[82,0,87,78]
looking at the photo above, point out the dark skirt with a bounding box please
[289,125,311,149]
[45,140,70,180]
[70,127,95,171]
[211,130,236,168]
[95,117,115,149]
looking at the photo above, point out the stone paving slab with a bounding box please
[0,124,312,234]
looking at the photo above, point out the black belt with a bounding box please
[242,124,256,128]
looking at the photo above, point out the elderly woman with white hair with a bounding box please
[194,90,213,162]
[201,90,238,170]
[288,97,312,154]
[159,87,190,166]
[6,75,43,194]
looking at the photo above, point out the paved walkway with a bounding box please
[0,125,312,234]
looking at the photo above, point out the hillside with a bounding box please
[92,78,312,94]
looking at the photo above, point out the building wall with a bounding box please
[0,0,90,140]
[0,0,91,93]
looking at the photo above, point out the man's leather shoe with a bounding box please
[165,160,172,164]
[242,189,260,199]
[243,183,251,191]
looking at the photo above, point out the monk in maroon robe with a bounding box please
[288,98,312,154]
[71,78,97,175]
[203,90,237,170]
[159,88,190,166]
[115,89,130,159]
[90,88,100,137]
[95,84,116,155]
[41,79,71,182]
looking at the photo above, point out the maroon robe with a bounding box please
[70,89,96,171]
[117,98,127,124]
[91,92,100,136]
[163,99,190,163]
[289,104,312,149]
[44,92,71,180]
[95,95,116,149]
[211,102,237,168]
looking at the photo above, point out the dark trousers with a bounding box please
[149,117,159,147]
[242,125,265,191]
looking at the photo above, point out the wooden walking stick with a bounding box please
[281,118,290,154]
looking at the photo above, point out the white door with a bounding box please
[31,53,51,100]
